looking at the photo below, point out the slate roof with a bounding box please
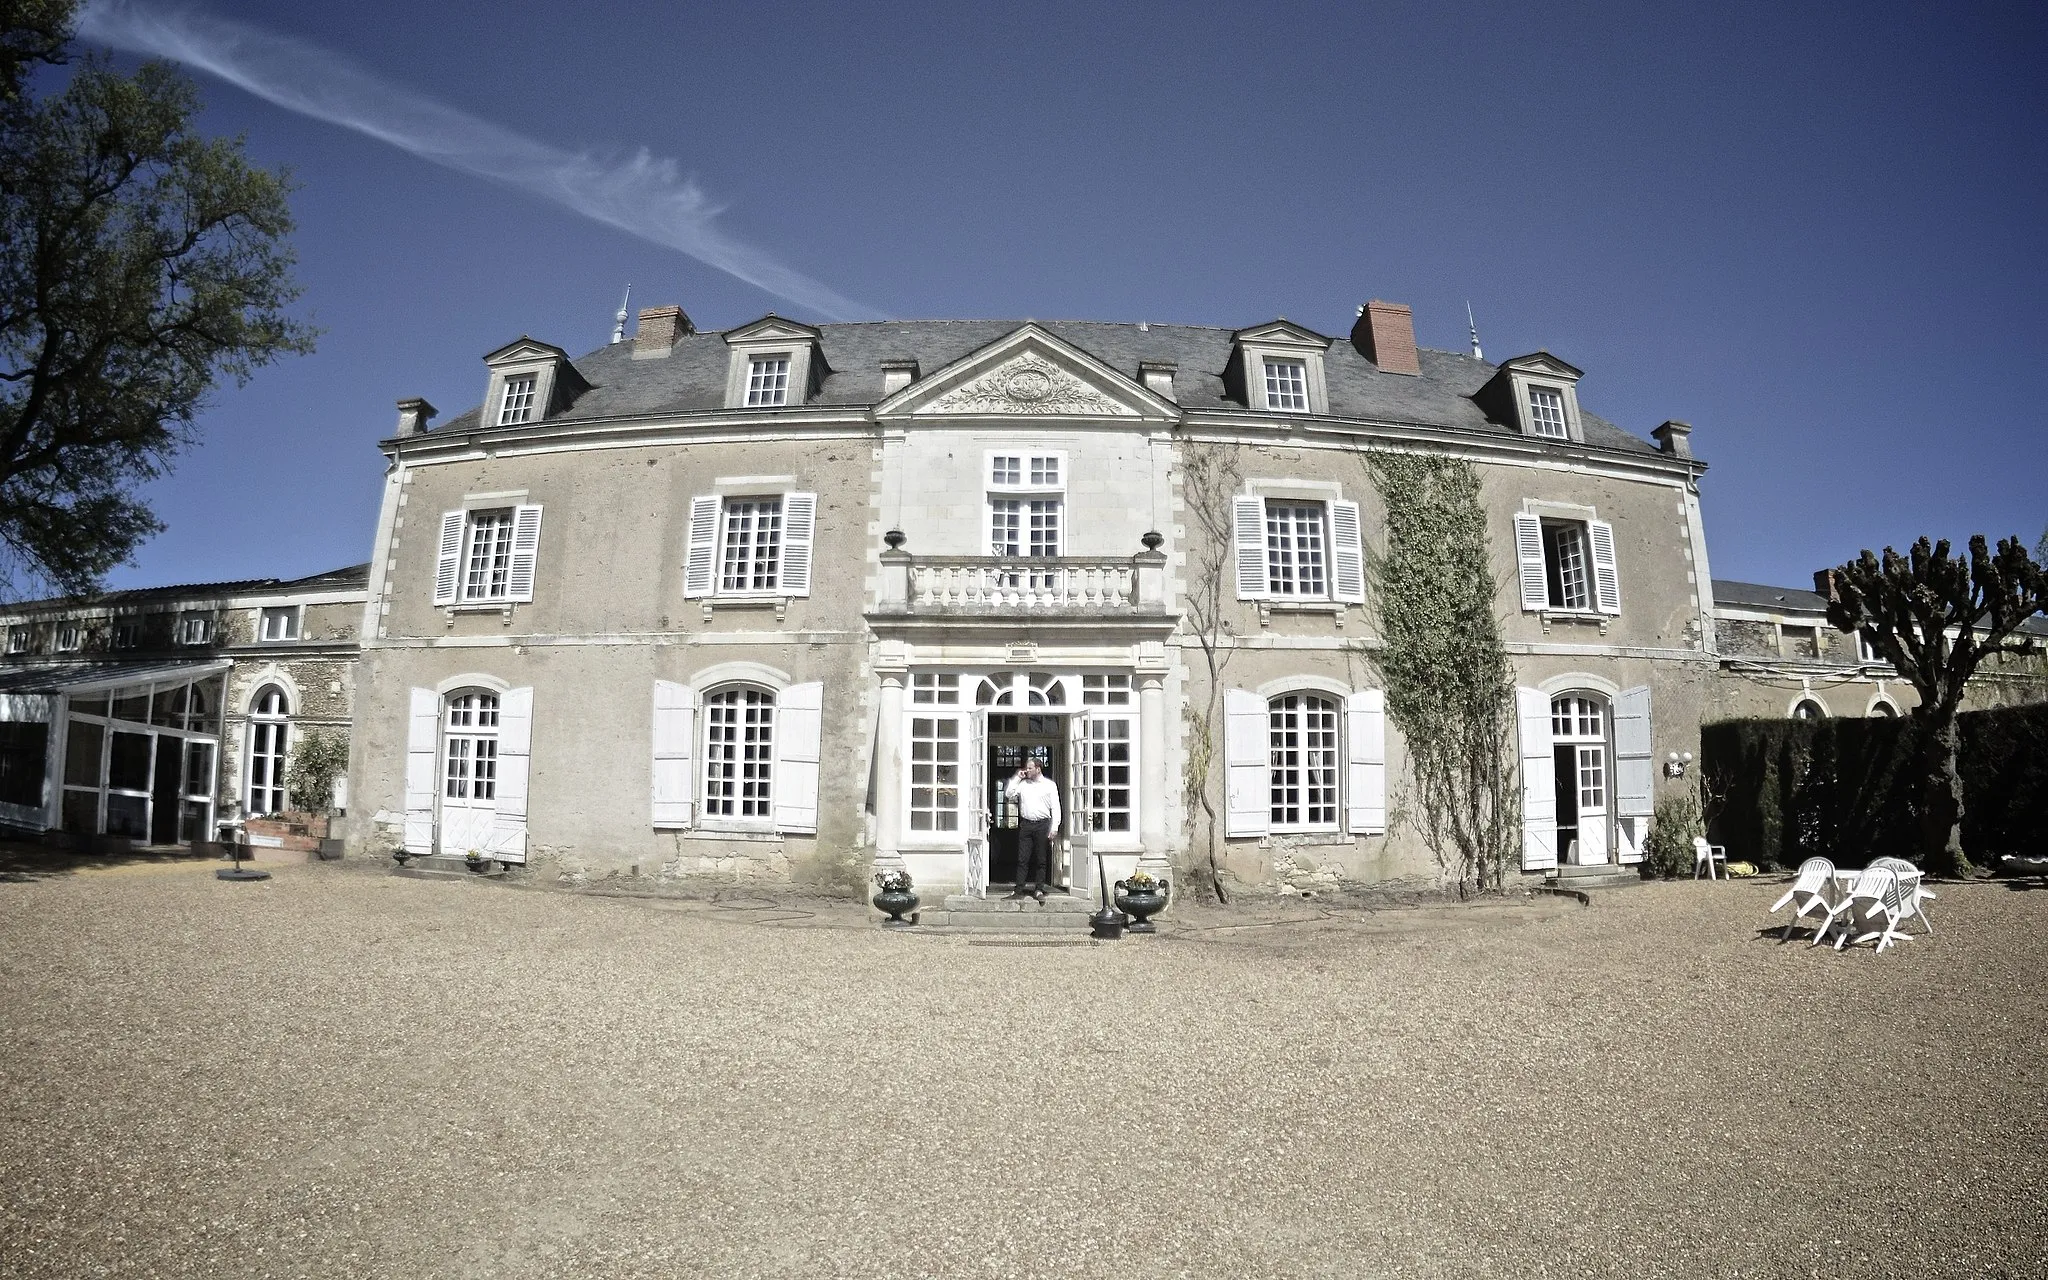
[1713,578,2048,637]
[0,563,369,614]
[426,319,1660,457]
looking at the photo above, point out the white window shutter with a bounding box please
[683,495,720,598]
[505,505,543,603]
[1613,685,1653,822]
[772,681,823,833]
[1331,500,1365,604]
[486,686,532,862]
[1588,519,1621,615]
[1513,513,1548,612]
[652,680,696,829]
[433,512,464,606]
[1232,496,1270,600]
[1517,685,1557,871]
[403,687,438,852]
[781,492,817,597]
[1346,688,1386,835]
[1224,687,1270,838]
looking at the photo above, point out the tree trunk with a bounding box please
[1917,711,1971,877]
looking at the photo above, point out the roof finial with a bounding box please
[611,284,632,345]
[1466,300,1484,361]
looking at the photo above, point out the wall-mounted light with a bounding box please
[1663,750,1695,779]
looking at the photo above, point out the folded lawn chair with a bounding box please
[1831,867,1911,953]
[1871,856,1935,935]
[1769,857,1835,942]
[1693,836,1729,880]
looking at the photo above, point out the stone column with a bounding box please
[874,670,906,870]
[1138,672,1171,877]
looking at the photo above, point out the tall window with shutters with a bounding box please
[1222,685,1386,839]
[434,506,544,606]
[651,679,824,835]
[683,492,817,599]
[1512,512,1620,616]
[1230,493,1364,604]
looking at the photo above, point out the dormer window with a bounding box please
[55,622,80,652]
[746,356,791,407]
[176,613,211,646]
[1263,359,1309,412]
[1527,386,1568,438]
[498,374,537,425]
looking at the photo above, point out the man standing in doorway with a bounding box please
[1004,757,1060,901]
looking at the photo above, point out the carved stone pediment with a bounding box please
[877,323,1178,422]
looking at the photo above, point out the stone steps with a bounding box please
[908,889,1107,933]
[1548,864,1646,892]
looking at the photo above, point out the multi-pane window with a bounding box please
[1081,719,1132,832]
[55,623,79,651]
[908,717,961,831]
[498,374,537,425]
[990,455,1022,486]
[1081,673,1132,706]
[1792,699,1825,721]
[989,499,1062,557]
[1857,633,1880,664]
[443,692,499,801]
[1265,502,1328,597]
[463,511,516,601]
[1550,696,1604,740]
[745,356,790,407]
[1542,521,1590,610]
[719,498,783,592]
[911,673,960,705]
[112,621,139,649]
[988,453,1063,492]
[6,628,26,654]
[246,685,290,814]
[1269,693,1339,829]
[177,614,210,646]
[259,608,300,642]
[1263,358,1309,411]
[703,687,774,818]
[1030,456,1060,487]
[1527,386,1568,438]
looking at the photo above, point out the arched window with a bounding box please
[245,685,290,814]
[703,686,774,818]
[1027,672,1065,706]
[1268,692,1339,831]
[976,672,1016,706]
[1869,699,1898,718]
[1792,698,1826,721]
[442,691,500,803]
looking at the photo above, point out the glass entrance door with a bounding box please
[985,713,1063,887]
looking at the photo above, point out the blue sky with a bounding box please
[71,0,2048,593]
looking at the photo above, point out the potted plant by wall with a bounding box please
[872,867,918,928]
[1113,870,1169,933]
[464,848,489,874]
[279,727,351,859]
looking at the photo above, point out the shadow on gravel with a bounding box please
[0,839,223,883]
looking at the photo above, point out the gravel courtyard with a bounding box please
[3,858,2045,1280]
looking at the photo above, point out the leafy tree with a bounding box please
[0,1,313,595]
[284,727,348,815]
[1817,536,2048,876]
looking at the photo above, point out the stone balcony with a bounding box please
[872,543,1169,621]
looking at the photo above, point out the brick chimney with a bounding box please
[633,305,693,359]
[1351,300,1420,376]
[394,397,436,437]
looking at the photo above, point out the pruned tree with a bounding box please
[1,1,314,596]
[1816,536,2048,877]
[1177,438,1241,903]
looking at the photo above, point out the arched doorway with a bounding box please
[245,685,289,816]
[1551,693,1610,864]
[437,690,499,855]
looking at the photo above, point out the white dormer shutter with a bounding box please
[1331,499,1365,604]
[1224,687,1270,838]
[781,492,816,597]
[1232,496,1269,600]
[772,681,823,834]
[403,687,438,852]
[1346,688,1386,835]
[652,680,696,829]
[1588,520,1621,615]
[504,505,544,603]
[1513,513,1548,612]
[433,512,464,606]
[1517,685,1557,871]
[683,495,720,599]
[485,686,532,862]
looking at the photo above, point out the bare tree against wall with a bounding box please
[1818,535,2048,877]
[1176,439,1241,903]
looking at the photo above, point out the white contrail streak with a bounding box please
[77,1,883,322]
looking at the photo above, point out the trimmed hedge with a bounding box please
[1701,703,2048,869]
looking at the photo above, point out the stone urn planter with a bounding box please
[464,851,489,874]
[872,868,919,928]
[1113,874,1169,933]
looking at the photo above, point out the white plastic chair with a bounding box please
[1832,867,1911,953]
[1768,857,1835,942]
[1871,856,1934,935]
[1693,836,1728,880]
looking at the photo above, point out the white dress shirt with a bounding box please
[1004,773,1061,827]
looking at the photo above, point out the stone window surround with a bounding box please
[1518,499,1617,619]
[1503,361,1586,442]
[257,606,302,643]
[722,320,824,410]
[1235,333,1331,415]
[481,358,567,432]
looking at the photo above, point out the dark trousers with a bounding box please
[1016,817,1053,889]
